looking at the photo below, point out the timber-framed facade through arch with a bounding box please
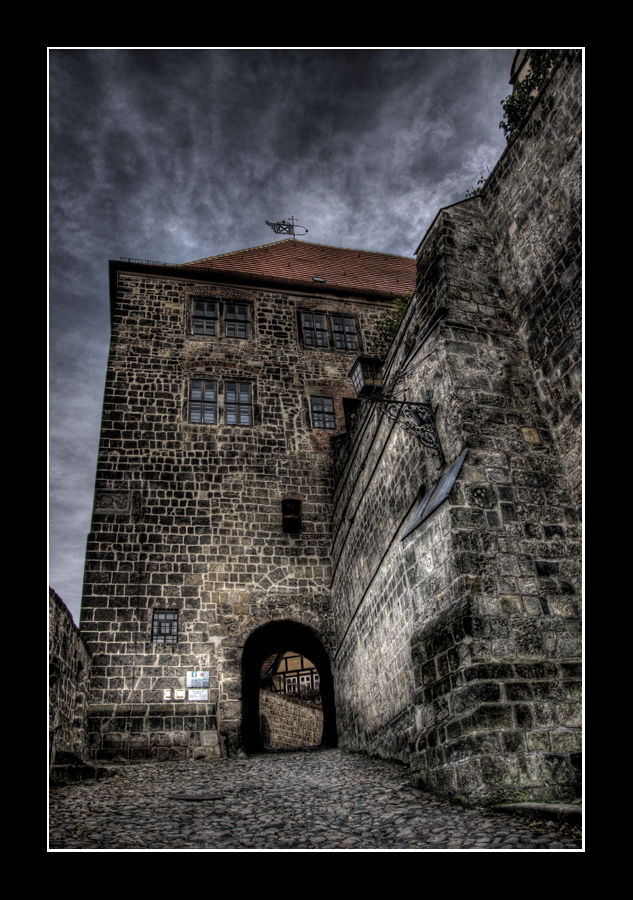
[241,619,337,753]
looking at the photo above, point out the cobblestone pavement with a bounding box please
[49,748,582,850]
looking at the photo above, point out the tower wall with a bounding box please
[483,49,582,515]
[331,51,581,804]
[80,271,391,759]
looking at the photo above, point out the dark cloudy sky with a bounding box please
[49,48,516,624]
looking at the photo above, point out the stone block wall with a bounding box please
[49,587,92,766]
[409,603,581,804]
[259,690,323,748]
[483,50,582,515]
[80,268,391,754]
[330,307,445,763]
[404,217,581,801]
[87,702,220,761]
[330,51,581,804]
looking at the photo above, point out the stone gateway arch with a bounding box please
[241,619,337,753]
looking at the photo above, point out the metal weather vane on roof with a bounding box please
[265,217,308,237]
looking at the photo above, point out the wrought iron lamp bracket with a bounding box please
[363,388,444,467]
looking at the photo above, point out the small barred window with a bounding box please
[152,610,178,645]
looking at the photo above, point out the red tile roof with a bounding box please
[184,239,416,298]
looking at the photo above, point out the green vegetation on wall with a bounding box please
[499,50,564,142]
[465,50,565,199]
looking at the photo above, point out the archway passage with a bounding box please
[242,620,337,753]
[259,650,322,748]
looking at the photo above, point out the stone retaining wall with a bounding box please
[86,702,221,761]
[259,690,323,748]
[330,51,581,805]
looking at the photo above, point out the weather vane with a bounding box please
[265,217,308,237]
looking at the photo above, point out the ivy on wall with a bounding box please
[499,49,564,142]
[465,50,565,199]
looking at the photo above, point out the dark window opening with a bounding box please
[342,397,361,428]
[282,499,302,533]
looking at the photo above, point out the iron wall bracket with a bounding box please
[363,389,444,467]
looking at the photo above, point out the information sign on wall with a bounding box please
[175,689,185,700]
[186,671,210,688]
[188,689,209,701]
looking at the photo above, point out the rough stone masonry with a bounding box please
[329,51,581,804]
[79,249,401,761]
[67,50,581,807]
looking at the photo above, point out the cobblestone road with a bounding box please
[49,748,582,850]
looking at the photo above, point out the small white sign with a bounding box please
[175,689,185,701]
[188,689,209,702]
[163,689,173,700]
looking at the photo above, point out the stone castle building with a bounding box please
[62,50,581,806]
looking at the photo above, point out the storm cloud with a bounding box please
[49,48,515,623]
